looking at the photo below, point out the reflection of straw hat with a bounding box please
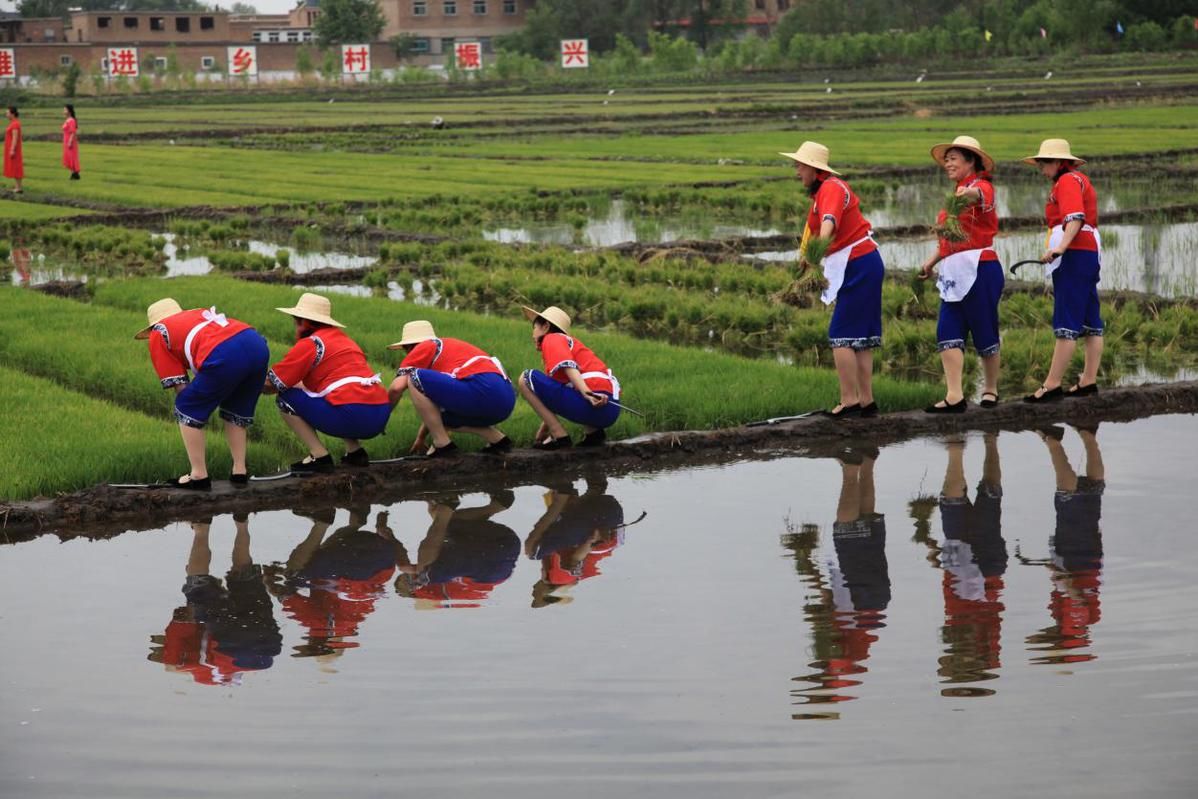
[521,305,572,333]
[930,135,995,172]
[275,292,344,328]
[134,297,183,339]
[387,320,436,349]
[777,141,841,175]
[1023,138,1086,165]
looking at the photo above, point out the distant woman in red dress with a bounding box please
[4,106,23,194]
[62,105,80,180]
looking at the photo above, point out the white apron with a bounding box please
[820,234,875,306]
[936,247,987,302]
[1045,224,1102,278]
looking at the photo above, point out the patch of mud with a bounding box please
[3,381,1195,541]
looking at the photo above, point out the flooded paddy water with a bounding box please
[2,414,1196,797]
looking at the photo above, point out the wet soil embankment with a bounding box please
[3,381,1195,542]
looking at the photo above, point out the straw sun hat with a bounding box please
[1023,138,1086,166]
[134,297,183,339]
[276,292,345,328]
[930,135,996,172]
[387,320,437,349]
[778,141,841,176]
[521,305,572,334]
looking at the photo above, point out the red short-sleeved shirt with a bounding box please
[539,332,616,395]
[148,308,251,388]
[268,327,388,406]
[805,176,877,259]
[398,337,505,380]
[1046,168,1099,252]
[937,174,998,259]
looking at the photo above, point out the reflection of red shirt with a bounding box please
[160,619,248,685]
[269,327,387,405]
[399,337,505,380]
[1046,168,1099,251]
[282,567,394,646]
[148,308,251,387]
[805,176,877,259]
[1049,571,1101,661]
[539,333,616,395]
[937,174,998,259]
[942,573,1005,670]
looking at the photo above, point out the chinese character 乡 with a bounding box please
[232,48,254,74]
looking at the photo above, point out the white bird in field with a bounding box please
[602,100,608,105]
[823,78,830,83]
[607,89,615,95]
[1044,70,1053,79]
[826,87,832,94]
[1136,80,1142,87]
[915,74,924,83]
[328,98,335,103]
[169,139,175,145]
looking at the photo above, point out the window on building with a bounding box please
[777,0,789,7]
[754,0,764,9]
[43,27,56,41]
[101,57,109,71]
[302,30,313,41]
[410,37,430,53]
[440,36,454,53]
[200,16,215,30]
[153,56,168,70]
[252,31,263,42]
[175,17,190,33]
[413,1,427,16]
[201,55,215,69]
[150,16,165,31]
[60,55,73,66]
[124,16,139,29]
[473,0,486,14]
[479,36,492,53]
[286,31,299,42]
[443,1,456,16]
[503,0,516,14]
[268,31,280,42]
[97,16,111,28]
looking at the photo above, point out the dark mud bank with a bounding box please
[3,381,1196,541]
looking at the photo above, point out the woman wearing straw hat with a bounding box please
[780,141,884,418]
[918,135,1004,413]
[135,298,270,489]
[1022,139,1103,403]
[518,305,620,449]
[262,293,391,473]
[387,321,515,457]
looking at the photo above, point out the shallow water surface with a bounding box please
[1,416,1196,797]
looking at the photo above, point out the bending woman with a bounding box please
[780,141,884,418]
[919,135,1004,412]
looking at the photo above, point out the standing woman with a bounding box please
[62,105,81,180]
[780,141,884,417]
[1023,139,1103,402]
[4,106,23,194]
[919,136,1003,412]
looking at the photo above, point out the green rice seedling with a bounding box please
[933,191,971,242]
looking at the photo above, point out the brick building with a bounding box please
[380,0,534,57]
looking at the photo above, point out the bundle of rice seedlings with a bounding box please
[933,191,972,243]
[774,232,830,307]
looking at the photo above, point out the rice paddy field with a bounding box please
[2,51,1197,499]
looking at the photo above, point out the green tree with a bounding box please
[313,0,385,47]
[389,33,422,63]
[62,61,81,98]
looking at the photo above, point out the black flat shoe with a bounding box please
[168,475,211,491]
[230,473,248,486]
[291,454,335,474]
[533,436,573,451]
[859,402,879,418]
[577,429,607,447]
[429,441,459,458]
[480,436,513,455]
[925,398,967,414]
[979,392,1000,409]
[1023,386,1063,403]
[820,403,861,419]
[1065,383,1098,397]
[340,448,370,467]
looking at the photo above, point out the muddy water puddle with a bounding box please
[2,416,1195,796]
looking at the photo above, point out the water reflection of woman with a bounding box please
[525,477,625,608]
[1025,424,1105,665]
[929,434,1007,696]
[268,506,397,662]
[11,239,30,285]
[394,492,520,608]
[147,514,282,686]
[786,448,890,716]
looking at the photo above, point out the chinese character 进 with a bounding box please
[110,48,138,76]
